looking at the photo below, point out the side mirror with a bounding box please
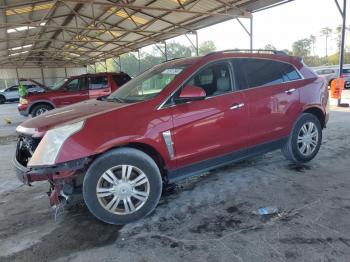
[176,85,206,103]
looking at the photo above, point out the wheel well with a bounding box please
[29,102,54,114]
[127,143,168,181]
[303,107,325,128]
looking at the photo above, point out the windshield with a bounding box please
[108,64,187,103]
[51,78,68,90]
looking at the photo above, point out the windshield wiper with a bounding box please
[106,97,126,103]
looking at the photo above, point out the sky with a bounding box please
[160,0,348,57]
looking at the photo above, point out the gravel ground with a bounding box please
[0,93,349,262]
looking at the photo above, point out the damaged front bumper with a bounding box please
[13,156,89,185]
[13,156,89,218]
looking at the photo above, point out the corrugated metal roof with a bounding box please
[0,0,287,68]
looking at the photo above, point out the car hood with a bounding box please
[18,99,131,134]
[26,88,60,97]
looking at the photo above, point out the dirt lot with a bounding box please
[0,93,350,262]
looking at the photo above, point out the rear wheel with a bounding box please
[83,148,162,225]
[282,113,322,164]
[0,95,5,104]
[31,103,53,117]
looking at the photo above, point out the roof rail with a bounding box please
[164,57,185,62]
[206,49,288,56]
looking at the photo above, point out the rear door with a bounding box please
[233,58,303,147]
[88,75,110,99]
[52,77,89,107]
[170,60,249,168]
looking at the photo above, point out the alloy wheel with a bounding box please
[36,108,48,116]
[96,165,150,215]
[297,122,319,156]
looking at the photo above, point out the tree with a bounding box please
[310,35,316,56]
[120,53,139,77]
[335,25,342,53]
[320,27,332,60]
[282,49,292,55]
[292,38,312,58]
[264,44,276,50]
[198,40,216,55]
[166,42,192,60]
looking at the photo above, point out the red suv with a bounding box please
[14,50,329,225]
[18,72,131,117]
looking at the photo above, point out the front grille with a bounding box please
[16,135,41,167]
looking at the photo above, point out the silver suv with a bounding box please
[0,84,44,104]
[314,67,350,89]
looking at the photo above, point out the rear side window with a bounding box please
[237,59,301,89]
[280,63,302,81]
[113,75,131,86]
[89,76,108,90]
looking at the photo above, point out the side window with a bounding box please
[113,75,131,86]
[89,76,108,90]
[186,62,234,97]
[280,63,302,81]
[65,79,80,92]
[239,59,284,89]
[8,86,18,92]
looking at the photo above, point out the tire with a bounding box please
[83,148,162,225]
[282,113,322,164]
[0,95,5,104]
[31,103,53,117]
[345,82,350,89]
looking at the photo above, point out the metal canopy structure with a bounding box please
[0,0,288,68]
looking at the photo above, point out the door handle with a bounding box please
[230,102,245,110]
[285,88,296,94]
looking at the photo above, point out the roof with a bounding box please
[0,0,288,68]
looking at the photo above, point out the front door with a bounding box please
[53,77,88,107]
[170,61,250,168]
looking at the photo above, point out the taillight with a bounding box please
[341,74,348,78]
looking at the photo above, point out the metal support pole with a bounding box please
[337,0,349,107]
[164,41,168,61]
[138,50,141,74]
[119,56,122,72]
[64,67,68,77]
[40,67,45,85]
[195,31,199,56]
[105,60,108,72]
[15,68,19,85]
[250,16,253,51]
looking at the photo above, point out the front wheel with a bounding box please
[282,113,322,164]
[83,148,162,225]
[31,103,53,117]
[0,95,5,104]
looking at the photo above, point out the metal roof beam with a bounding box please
[64,0,245,18]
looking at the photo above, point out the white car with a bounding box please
[0,84,44,104]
